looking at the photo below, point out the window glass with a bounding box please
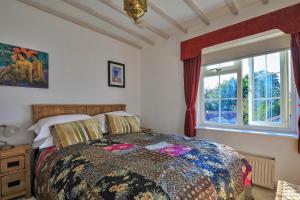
[253,77,266,98]
[267,52,280,73]
[253,100,266,121]
[251,52,282,125]
[267,99,280,123]
[203,73,237,124]
[204,100,219,123]
[204,76,219,99]
[220,74,237,98]
[254,55,267,75]
[221,99,237,124]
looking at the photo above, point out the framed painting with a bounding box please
[108,60,125,88]
[0,42,48,88]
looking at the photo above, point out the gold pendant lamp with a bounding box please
[124,0,147,23]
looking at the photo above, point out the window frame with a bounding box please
[199,61,242,127]
[197,49,297,134]
[248,51,289,128]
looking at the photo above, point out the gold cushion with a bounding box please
[51,118,103,149]
[106,115,141,134]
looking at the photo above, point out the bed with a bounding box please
[32,104,253,200]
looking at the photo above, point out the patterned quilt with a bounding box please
[35,133,252,200]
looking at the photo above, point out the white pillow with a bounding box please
[93,111,141,133]
[32,137,54,149]
[39,137,54,149]
[29,114,92,142]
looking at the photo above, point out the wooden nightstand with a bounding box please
[141,127,152,133]
[0,145,32,200]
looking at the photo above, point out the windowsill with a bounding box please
[196,126,298,139]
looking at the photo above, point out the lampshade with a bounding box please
[124,0,147,23]
[3,125,19,138]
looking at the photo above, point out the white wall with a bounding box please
[141,0,300,185]
[0,0,141,145]
[141,34,186,135]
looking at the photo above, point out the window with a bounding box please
[198,50,295,132]
[203,68,238,124]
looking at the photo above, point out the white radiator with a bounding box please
[241,152,275,189]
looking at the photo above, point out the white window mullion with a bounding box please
[248,58,254,125]
[218,75,221,123]
[236,60,243,126]
[281,51,288,127]
[264,55,268,124]
[196,78,201,126]
[289,50,297,132]
[199,72,205,125]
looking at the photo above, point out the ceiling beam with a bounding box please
[261,0,269,4]
[98,0,170,39]
[183,0,210,25]
[148,0,188,33]
[97,0,125,16]
[62,0,154,45]
[17,0,142,49]
[224,0,239,15]
[141,22,169,39]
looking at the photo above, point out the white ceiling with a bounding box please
[17,0,300,49]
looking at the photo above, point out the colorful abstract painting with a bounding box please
[0,42,48,88]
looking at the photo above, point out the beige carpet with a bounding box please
[252,186,276,200]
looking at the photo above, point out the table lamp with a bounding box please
[0,124,19,150]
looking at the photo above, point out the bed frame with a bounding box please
[32,104,126,123]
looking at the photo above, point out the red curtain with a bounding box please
[291,33,300,153]
[184,55,201,137]
[181,3,300,60]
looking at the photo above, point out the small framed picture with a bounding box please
[108,61,125,88]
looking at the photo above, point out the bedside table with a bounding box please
[0,145,32,200]
[141,127,152,133]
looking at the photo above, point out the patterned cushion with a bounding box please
[106,115,142,134]
[51,118,103,149]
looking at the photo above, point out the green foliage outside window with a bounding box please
[204,72,280,125]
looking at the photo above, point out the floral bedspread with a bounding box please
[35,133,252,200]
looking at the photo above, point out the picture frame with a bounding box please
[0,42,49,88]
[108,60,125,88]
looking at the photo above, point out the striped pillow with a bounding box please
[51,118,103,149]
[106,115,142,134]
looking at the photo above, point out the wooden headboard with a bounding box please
[32,104,126,123]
